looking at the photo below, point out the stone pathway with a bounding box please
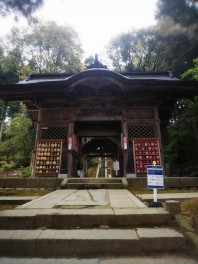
[0,190,197,261]
[137,192,198,201]
[57,189,108,206]
[0,256,197,264]
[17,189,147,209]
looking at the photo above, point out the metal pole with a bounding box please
[153,188,157,202]
[153,161,157,202]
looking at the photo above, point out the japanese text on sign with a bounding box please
[113,161,120,171]
[147,165,164,189]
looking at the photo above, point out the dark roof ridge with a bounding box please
[25,69,177,83]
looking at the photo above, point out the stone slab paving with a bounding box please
[0,196,38,201]
[100,256,198,264]
[113,207,168,215]
[16,189,146,209]
[0,258,99,264]
[57,189,108,206]
[0,228,185,257]
[17,189,76,209]
[137,192,198,201]
[0,257,197,264]
[0,207,170,229]
[108,189,146,209]
[0,256,197,264]
[136,228,185,251]
[0,189,171,228]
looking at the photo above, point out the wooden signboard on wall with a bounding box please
[132,138,161,175]
[35,139,63,177]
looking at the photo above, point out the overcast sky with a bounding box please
[0,0,157,58]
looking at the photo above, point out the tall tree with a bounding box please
[156,0,198,26]
[8,22,84,73]
[106,18,198,75]
[0,42,27,141]
[0,0,44,20]
[0,104,35,167]
[163,59,198,171]
[84,56,95,68]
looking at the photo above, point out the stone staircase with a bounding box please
[60,177,128,189]
[0,189,188,258]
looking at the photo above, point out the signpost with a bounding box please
[146,161,164,207]
[113,160,120,176]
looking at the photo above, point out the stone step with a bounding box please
[0,228,186,257]
[67,178,123,183]
[61,178,128,189]
[0,208,170,229]
[64,183,125,189]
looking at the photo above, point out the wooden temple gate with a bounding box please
[32,99,161,178]
[0,59,197,178]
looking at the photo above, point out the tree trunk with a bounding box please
[0,101,8,142]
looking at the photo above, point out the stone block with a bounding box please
[36,229,141,257]
[164,177,180,189]
[127,178,147,189]
[35,230,56,257]
[0,230,43,256]
[27,178,57,189]
[0,209,39,229]
[4,178,28,189]
[113,208,170,226]
[165,200,181,216]
[35,208,115,229]
[180,177,198,188]
[136,228,185,252]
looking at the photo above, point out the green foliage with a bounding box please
[163,98,198,166]
[106,18,198,75]
[0,0,44,20]
[18,166,32,177]
[84,56,95,68]
[6,22,84,74]
[0,160,15,177]
[0,39,31,84]
[182,58,198,80]
[0,104,35,167]
[182,198,198,215]
[156,0,198,26]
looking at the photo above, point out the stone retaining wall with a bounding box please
[126,177,198,189]
[0,177,197,189]
[0,178,62,189]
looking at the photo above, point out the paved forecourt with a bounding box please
[0,189,171,230]
[137,192,198,201]
[0,189,193,258]
[0,256,197,264]
[16,189,147,209]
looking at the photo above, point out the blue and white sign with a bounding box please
[147,165,164,189]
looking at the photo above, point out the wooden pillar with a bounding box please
[122,113,128,177]
[82,154,87,177]
[67,151,73,177]
[32,109,43,177]
[154,106,164,167]
[67,122,75,177]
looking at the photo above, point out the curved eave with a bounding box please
[0,68,197,101]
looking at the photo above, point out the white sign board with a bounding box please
[147,165,164,189]
[113,161,120,171]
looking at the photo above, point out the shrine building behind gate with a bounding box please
[0,63,197,178]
